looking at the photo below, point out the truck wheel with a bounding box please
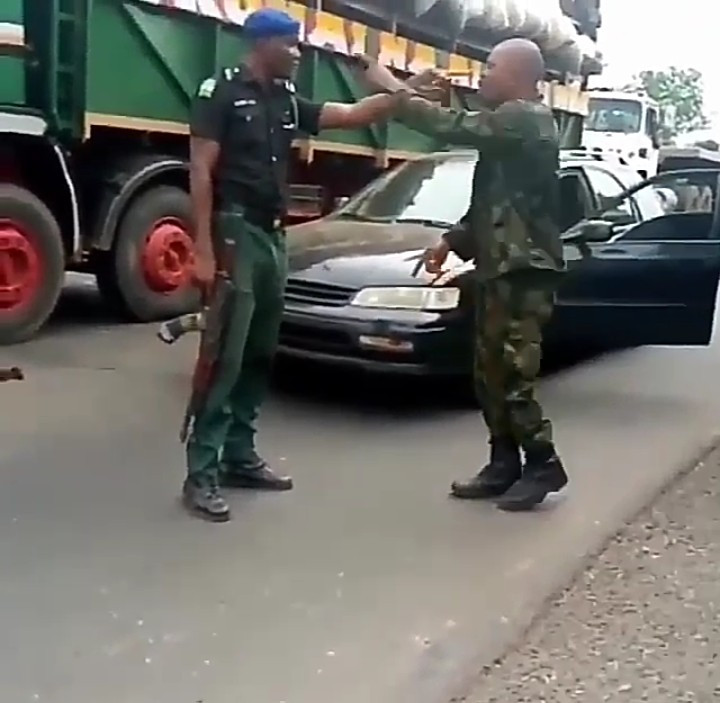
[96,185,199,321]
[0,184,65,345]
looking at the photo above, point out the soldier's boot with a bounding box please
[450,438,522,499]
[496,449,568,513]
[221,452,293,491]
[182,477,231,522]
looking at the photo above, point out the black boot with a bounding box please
[182,477,231,522]
[496,450,568,512]
[221,453,293,491]
[450,439,522,499]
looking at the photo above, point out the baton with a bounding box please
[411,255,425,277]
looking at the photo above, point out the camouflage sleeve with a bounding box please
[442,217,475,261]
[394,94,526,147]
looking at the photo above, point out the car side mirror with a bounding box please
[563,219,614,244]
[334,196,350,210]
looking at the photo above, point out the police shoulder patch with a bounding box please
[197,77,217,99]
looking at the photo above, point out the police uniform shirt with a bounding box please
[190,66,323,217]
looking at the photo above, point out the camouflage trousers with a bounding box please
[474,271,559,456]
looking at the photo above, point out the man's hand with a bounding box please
[406,68,449,102]
[192,250,216,296]
[423,239,450,275]
[357,56,447,103]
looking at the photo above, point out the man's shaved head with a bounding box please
[480,38,545,106]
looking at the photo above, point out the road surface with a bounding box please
[1,277,719,703]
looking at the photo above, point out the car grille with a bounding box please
[284,279,356,307]
[279,321,351,354]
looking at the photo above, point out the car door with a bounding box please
[558,168,720,348]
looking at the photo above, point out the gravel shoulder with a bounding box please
[465,448,720,703]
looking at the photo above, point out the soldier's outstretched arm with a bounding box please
[309,58,446,131]
[442,214,475,262]
[358,58,522,148]
[393,94,523,148]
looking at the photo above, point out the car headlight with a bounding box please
[349,286,460,311]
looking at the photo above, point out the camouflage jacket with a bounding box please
[395,95,565,281]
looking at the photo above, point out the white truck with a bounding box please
[582,89,662,178]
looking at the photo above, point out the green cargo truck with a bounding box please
[0,0,601,345]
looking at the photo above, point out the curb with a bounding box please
[389,433,720,703]
[455,433,720,702]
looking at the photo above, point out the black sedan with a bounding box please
[279,150,720,381]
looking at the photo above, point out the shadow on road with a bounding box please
[271,346,603,417]
[272,358,467,416]
[46,276,122,331]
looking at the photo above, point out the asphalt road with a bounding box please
[468,445,720,702]
[2,276,720,703]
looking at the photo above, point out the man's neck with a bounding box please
[504,82,542,104]
[244,55,272,86]
[520,83,542,102]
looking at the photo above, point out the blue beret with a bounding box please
[244,8,300,41]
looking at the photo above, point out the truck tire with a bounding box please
[0,184,65,345]
[96,185,199,321]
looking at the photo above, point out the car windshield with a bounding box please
[586,98,643,134]
[336,153,476,227]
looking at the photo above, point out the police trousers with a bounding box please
[186,209,287,482]
[474,270,559,457]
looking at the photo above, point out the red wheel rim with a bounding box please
[0,219,42,313]
[140,217,194,294]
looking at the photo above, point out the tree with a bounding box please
[632,67,709,139]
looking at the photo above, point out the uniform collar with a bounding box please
[234,64,257,85]
[234,64,289,94]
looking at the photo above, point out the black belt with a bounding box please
[220,204,283,231]
[245,209,283,232]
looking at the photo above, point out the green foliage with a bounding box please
[633,67,709,139]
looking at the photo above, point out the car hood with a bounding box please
[286,217,446,288]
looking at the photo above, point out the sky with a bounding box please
[594,0,720,129]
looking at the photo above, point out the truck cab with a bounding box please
[583,89,662,178]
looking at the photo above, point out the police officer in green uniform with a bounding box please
[185,8,406,522]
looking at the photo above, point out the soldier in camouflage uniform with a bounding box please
[363,38,568,511]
